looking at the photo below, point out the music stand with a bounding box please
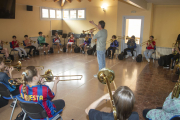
[62,34,67,46]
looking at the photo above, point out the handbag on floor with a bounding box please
[158,55,166,66]
[87,49,93,55]
[15,111,30,120]
[118,52,125,60]
[74,46,80,53]
[49,47,54,53]
[33,50,39,55]
[63,47,66,52]
[136,54,142,62]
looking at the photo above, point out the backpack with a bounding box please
[136,54,142,62]
[87,49,94,55]
[33,50,39,56]
[118,52,125,60]
[74,46,80,53]
[63,47,66,52]
[0,95,8,108]
[158,56,166,66]
[15,111,30,120]
[49,47,53,53]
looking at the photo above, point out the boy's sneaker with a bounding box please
[60,49,63,51]
[44,52,46,55]
[10,101,17,108]
[146,59,150,63]
[125,55,129,58]
[132,56,135,60]
[21,58,24,61]
[82,51,85,54]
[58,51,60,53]
[26,57,30,59]
[66,49,68,53]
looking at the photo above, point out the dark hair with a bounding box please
[99,20,105,29]
[24,35,28,37]
[131,35,135,39]
[113,86,135,120]
[150,36,154,39]
[112,35,117,39]
[22,66,38,101]
[12,36,16,38]
[38,32,42,35]
[0,57,4,64]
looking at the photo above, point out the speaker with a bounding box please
[27,5,33,11]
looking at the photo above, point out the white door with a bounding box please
[121,16,144,55]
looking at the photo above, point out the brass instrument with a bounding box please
[30,40,36,43]
[8,69,82,86]
[1,41,9,45]
[82,27,97,34]
[140,39,156,46]
[4,59,12,64]
[85,37,89,41]
[97,68,117,120]
[5,61,22,71]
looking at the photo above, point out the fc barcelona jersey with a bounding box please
[19,84,56,118]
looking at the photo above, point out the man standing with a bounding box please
[90,20,107,78]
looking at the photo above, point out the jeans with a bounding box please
[97,50,106,71]
[14,47,27,57]
[144,49,154,59]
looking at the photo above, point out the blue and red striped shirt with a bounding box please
[19,84,56,118]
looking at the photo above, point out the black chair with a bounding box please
[0,82,19,120]
[16,96,63,120]
[171,116,180,120]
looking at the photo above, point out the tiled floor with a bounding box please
[0,51,177,120]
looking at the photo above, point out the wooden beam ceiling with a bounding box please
[61,0,66,7]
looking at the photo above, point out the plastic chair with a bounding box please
[16,96,63,120]
[52,38,62,50]
[126,43,137,57]
[9,42,18,60]
[0,82,19,120]
[67,39,76,49]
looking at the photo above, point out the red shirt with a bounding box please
[69,37,74,42]
[147,41,155,50]
[12,40,19,49]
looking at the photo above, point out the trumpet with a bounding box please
[5,61,22,71]
[1,41,9,45]
[84,37,89,41]
[82,27,97,34]
[97,68,117,120]
[8,69,82,86]
[30,40,36,43]
[140,39,156,46]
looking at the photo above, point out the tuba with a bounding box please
[97,68,117,120]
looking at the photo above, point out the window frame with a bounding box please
[40,7,62,20]
[63,8,86,20]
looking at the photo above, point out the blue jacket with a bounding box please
[110,40,118,47]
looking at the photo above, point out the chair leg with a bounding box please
[10,98,17,120]
[23,113,27,120]
[46,117,49,120]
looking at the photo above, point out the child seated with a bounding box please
[66,34,75,53]
[12,36,29,61]
[79,34,91,54]
[124,36,136,60]
[37,32,50,55]
[106,35,118,59]
[0,40,10,60]
[54,32,62,53]
[0,57,19,107]
[85,86,139,120]
[19,66,65,118]
[24,35,36,56]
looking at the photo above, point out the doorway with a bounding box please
[121,16,144,55]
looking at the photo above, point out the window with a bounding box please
[56,10,61,19]
[63,10,69,19]
[42,8,49,18]
[70,10,76,19]
[78,10,85,19]
[50,9,55,18]
[41,7,62,20]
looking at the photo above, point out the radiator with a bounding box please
[156,47,172,55]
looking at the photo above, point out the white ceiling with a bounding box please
[145,0,180,5]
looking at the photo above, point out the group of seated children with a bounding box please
[122,35,156,62]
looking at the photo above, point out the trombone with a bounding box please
[82,27,97,34]
[97,68,117,120]
[8,69,82,86]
